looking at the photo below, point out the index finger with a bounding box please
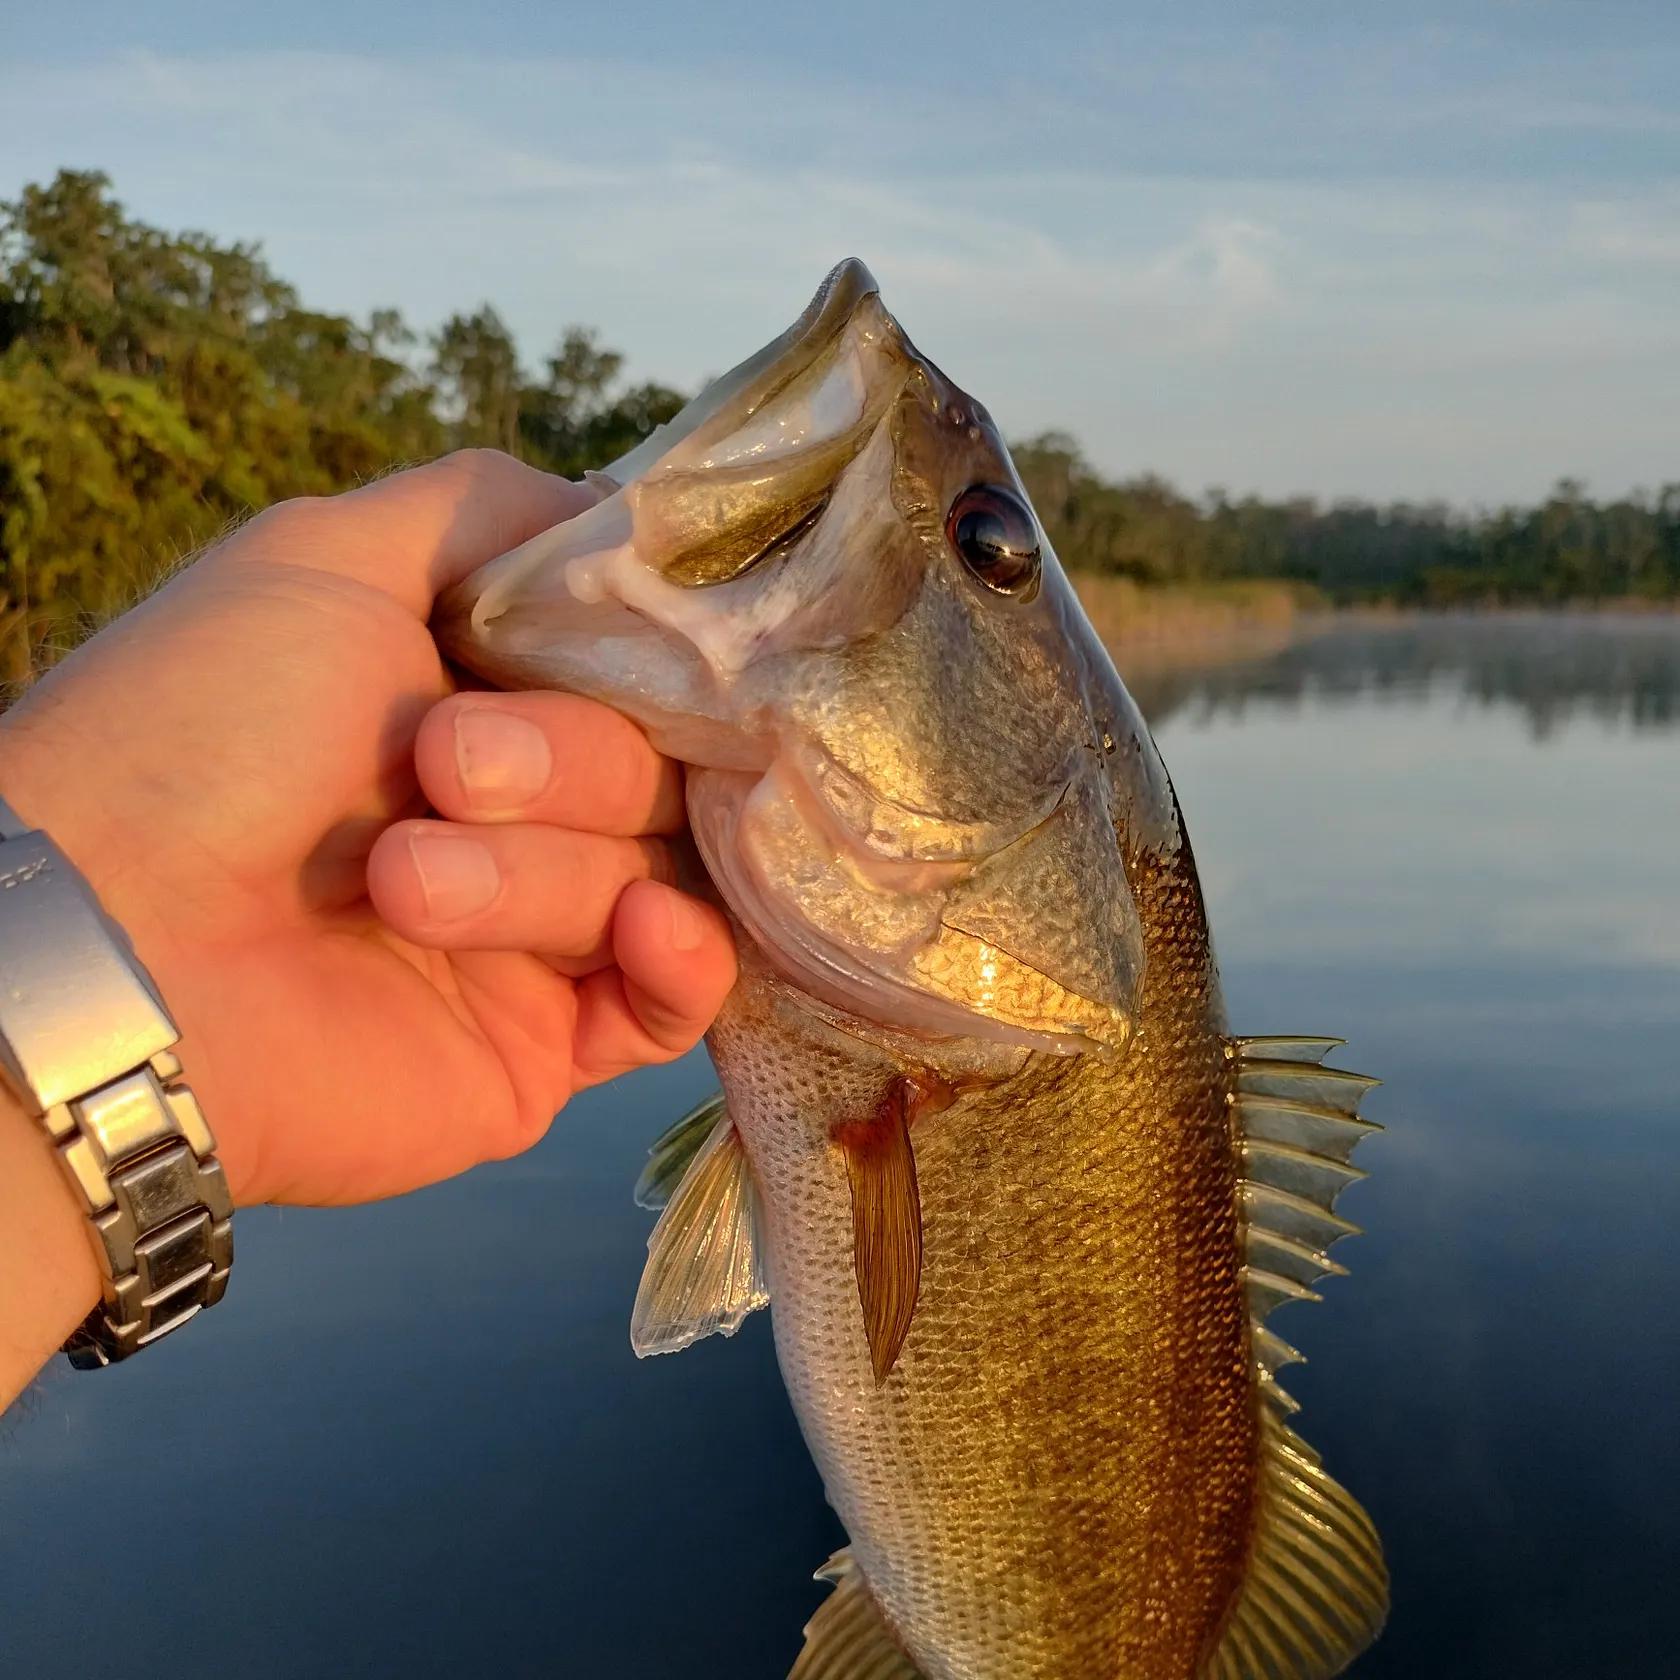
[224,450,597,619]
[416,692,687,836]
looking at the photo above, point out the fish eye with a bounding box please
[945,485,1042,598]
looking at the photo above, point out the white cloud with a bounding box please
[1569,195,1680,268]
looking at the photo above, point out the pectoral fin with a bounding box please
[631,1113,769,1356]
[634,1090,730,1211]
[836,1079,923,1385]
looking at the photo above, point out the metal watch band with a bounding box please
[0,797,232,1368]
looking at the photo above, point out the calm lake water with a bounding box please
[4,611,1678,1678]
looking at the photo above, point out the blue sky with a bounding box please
[3,0,1677,503]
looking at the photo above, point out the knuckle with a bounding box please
[230,495,336,555]
[637,996,703,1056]
[433,446,496,488]
[436,447,524,504]
[502,1100,557,1157]
[443,445,510,473]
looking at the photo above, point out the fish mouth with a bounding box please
[687,747,1139,1056]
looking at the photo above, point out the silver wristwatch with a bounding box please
[0,797,232,1368]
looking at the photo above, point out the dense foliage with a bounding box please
[0,171,681,674]
[1012,434,1680,606]
[3,170,1675,681]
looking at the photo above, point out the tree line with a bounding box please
[1012,436,1680,608]
[0,170,681,676]
[3,170,1675,676]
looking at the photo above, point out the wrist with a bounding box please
[0,686,251,1204]
[0,1082,101,1409]
[0,779,235,1386]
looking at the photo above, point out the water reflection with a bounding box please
[1,613,1676,1677]
[1151,614,1680,1678]
[1128,610,1680,734]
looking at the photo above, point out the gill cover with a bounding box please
[435,258,1175,1058]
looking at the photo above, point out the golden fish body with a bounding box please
[437,261,1386,1679]
[716,865,1246,1679]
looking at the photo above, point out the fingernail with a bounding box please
[409,832,501,921]
[666,891,708,953]
[453,707,553,808]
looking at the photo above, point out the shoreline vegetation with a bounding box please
[3,170,1676,681]
[1075,577,1680,686]
[1073,577,1325,680]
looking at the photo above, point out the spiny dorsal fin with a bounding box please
[835,1079,923,1385]
[1227,1038,1381,1350]
[630,1114,768,1356]
[788,1550,925,1680]
[635,1090,730,1211]
[1232,1036,1344,1065]
[1205,1037,1389,1677]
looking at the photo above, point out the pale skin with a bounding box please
[0,450,738,1409]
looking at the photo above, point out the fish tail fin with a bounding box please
[789,1550,926,1680]
[1202,1036,1390,1679]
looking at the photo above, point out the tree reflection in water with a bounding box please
[1127,611,1680,737]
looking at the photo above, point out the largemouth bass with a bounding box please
[435,261,1387,1680]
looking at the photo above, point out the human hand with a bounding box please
[0,451,736,1222]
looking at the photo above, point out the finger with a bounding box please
[223,451,599,619]
[367,818,671,960]
[415,692,686,836]
[570,880,737,1085]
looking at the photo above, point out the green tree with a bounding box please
[429,315,689,478]
[518,325,686,479]
[1013,432,1214,583]
[0,169,695,683]
[431,306,522,454]
[0,169,445,676]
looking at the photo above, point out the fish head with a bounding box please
[435,260,1179,1058]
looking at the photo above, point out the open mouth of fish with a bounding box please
[466,546,1131,1052]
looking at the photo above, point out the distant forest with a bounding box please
[1012,438,1680,610]
[2,170,1676,675]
